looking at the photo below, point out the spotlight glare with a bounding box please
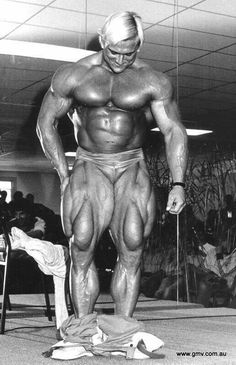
[151,127,213,136]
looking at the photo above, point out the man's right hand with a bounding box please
[60,176,70,196]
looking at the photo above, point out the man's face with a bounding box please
[14,210,28,227]
[103,38,139,73]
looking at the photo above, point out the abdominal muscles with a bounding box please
[77,107,147,153]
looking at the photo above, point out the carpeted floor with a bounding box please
[0,294,236,365]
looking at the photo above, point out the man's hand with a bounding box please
[60,176,70,196]
[166,185,185,214]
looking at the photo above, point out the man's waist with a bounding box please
[75,146,144,167]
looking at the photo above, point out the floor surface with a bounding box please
[0,294,236,365]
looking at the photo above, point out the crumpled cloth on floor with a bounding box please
[43,313,164,360]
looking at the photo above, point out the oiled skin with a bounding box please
[37,42,188,317]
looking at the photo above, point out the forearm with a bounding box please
[165,125,188,183]
[37,121,69,182]
[27,230,44,239]
[37,86,73,182]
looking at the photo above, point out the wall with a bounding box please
[0,170,61,214]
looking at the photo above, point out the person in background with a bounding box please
[1,201,47,294]
[8,191,26,218]
[0,190,10,223]
[26,193,67,245]
[10,203,46,239]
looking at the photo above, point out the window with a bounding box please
[0,180,14,203]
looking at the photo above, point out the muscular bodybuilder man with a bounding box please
[37,11,188,318]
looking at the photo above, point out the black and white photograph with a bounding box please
[0,1,236,364]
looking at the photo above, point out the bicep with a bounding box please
[39,89,72,119]
[150,98,181,135]
[148,71,182,134]
[37,64,76,128]
[37,89,72,130]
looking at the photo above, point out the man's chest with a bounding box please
[74,68,150,109]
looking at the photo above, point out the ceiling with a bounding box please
[0,0,236,171]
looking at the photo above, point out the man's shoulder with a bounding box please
[75,51,101,68]
[52,52,101,88]
[135,60,173,99]
[135,59,170,81]
[53,57,90,81]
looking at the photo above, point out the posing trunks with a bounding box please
[75,146,145,171]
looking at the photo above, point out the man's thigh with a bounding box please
[110,160,156,251]
[62,159,114,240]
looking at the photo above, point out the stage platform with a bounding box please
[1,293,236,364]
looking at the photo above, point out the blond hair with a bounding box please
[98,11,144,48]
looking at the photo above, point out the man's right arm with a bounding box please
[36,67,74,187]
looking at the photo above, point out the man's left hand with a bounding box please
[166,186,185,214]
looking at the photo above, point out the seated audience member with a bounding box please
[0,190,9,213]
[0,190,10,230]
[140,245,185,300]
[0,201,48,294]
[187,242,235,307]
[153,246,185,300]
[9,202,45,239]
[8,202,46,263]
[140,270,165,298]
[26,193,54,227]
[26,193,67,245]
[8,191,26,217]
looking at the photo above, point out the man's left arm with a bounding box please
[150,92,188,214]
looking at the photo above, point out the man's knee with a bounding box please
[70,237,95,273]
[72,202,94,251]
[123,230,143,251]
[72,228,94,251]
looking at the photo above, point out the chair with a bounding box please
[0,216,52,334]
[0,216,11,334]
